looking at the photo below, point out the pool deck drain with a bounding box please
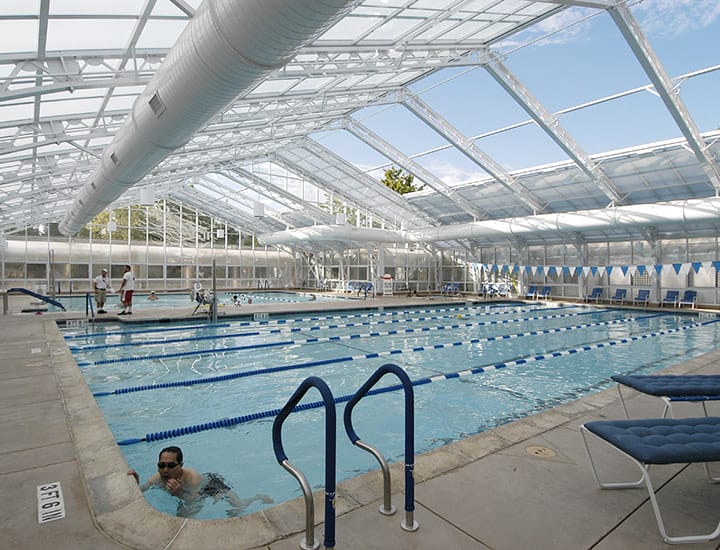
[524,444,557,458]
[3,296,720,549]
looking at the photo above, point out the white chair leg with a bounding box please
[581,425,720,544]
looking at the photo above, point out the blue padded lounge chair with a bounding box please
[661,290,679,307]
[612,374,720,419]
[678,290,697,308]
[585,287,602,303]
[524,285,538,299]
[580,416,720,544]
[608,288,627,305]
[537,286,551,300]
[632,289,650,306]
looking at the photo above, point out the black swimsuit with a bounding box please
[200,472,231,497]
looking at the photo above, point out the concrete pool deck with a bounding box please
[2,295,720,549]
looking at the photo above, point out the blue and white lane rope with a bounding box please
[79,310,651,367]
[70,308,601,352]
[63,322,232,340]
[115,318,719,446]
[95,314,665,396]
[65,303,575,340]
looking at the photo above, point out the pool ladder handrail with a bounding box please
[272,376,336,550]
[344,363,419,532]
[85,292,95,320]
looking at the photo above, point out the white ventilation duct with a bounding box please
[258,197,720,245]
[59,0,358,235]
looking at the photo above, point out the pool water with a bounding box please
[47,290,347,312]
[64,303,720,519]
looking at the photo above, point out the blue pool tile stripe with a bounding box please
[94,314,672,396]
[79,310,647,367]
[69,307,599,351]
[114,318,719,446]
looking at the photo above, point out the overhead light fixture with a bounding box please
[140,188,155,205]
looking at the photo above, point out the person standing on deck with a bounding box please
[93,268,110,313]
[118,264,135,315]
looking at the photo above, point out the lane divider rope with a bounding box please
[115,318,718,446]
[65,303,576,340]
[70,308,601,351]
[96,313,665,396]
[79,310,655,367]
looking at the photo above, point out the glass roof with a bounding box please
[0,0,719,251]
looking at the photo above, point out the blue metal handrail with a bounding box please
[7,287,66,311]
[343,363,418,532]
[272,376,336,550]
[85,292,95,319]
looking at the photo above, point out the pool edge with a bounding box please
[49,313,720,549]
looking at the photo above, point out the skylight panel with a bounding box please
[248,78,301,97]
[104,95,137,113]
[0,102,34,124]
[412,0,457,9]
[0,20,38,53]
[49,0,145,16]
[46,19,136,50]
[289,76,335,93]
[489,0,531,15]
[470,22,517,42]
[135,20,189,49]
[40,95,104,118]
[0,1,38,15]
[441,21,491,41]
[151,0,199,17]
[319,16,385,42]
[364,17,420,41]
[680,70,720,132]
[412,20,459,42]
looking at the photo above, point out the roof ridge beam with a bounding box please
[481,48,627,206]
[608,3,720,192]
[401,89,547,214]
[343,116,488,221]
[293,137,440,227]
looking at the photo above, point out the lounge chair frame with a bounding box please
[632,289,650,306]
[609,288,627,305]
[585,287,602,303]
[661,290,679,308]
[581,418,720,544]
[612,374,720,419]
[678,290,697,309]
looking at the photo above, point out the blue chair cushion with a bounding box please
[584,416,720,464]
[612,374,720,397]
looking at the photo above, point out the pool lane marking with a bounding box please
[70,308,601,351]
[62,322,232,340]
[79,311,653,366]
[64,303,576,340]
[115,318,720,446]
[95,313,666,395]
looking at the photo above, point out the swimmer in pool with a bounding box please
[127,445,202,500]
[127,445,273,517]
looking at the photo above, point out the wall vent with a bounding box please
[149,92,166,117]
[110,152,120,166]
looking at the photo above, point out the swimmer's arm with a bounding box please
[127,469,160,492]
[177,468,204,502]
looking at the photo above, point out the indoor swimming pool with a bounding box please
[46,290,346,312]
[63,302,720,519]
